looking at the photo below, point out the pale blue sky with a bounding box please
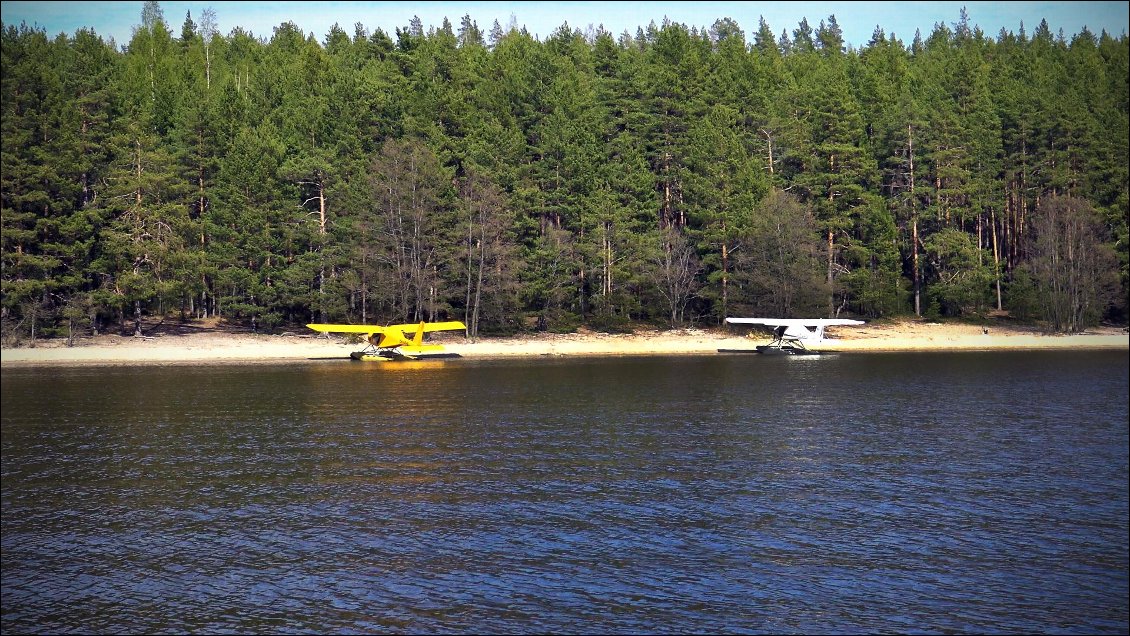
[3,1,1127,48]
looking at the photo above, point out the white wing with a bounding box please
[725,317,864,343]
[725,318,864,327]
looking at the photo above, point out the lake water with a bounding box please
[2,351,1127,634]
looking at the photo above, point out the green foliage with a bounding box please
[1002,268,1042,322]
[921,228,994,316]
[1024,196,1121,331]
[1,7,1127,341]
[730,190,828,317]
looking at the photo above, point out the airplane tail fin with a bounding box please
[412,321,426,346]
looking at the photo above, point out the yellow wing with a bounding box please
[307,323,384,334]
[306,321,466,335]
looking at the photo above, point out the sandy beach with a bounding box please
[1,319,1126,367]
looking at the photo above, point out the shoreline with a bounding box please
[1,321,1126,367]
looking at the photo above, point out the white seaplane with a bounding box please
[722,317,865,355]
[307,321,466,360]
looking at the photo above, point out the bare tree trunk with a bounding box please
[909,125,920,316]
[913,217,921,316]
[761,129,775,175]
[721,241,729,324]
[473,228,485,339]
[826,228,835,317]
[313,178,327,323]
[603,231,612,304]
[360,250,368,324]
[991,206,1003,310]
[464,203,475,337]
[976,212,983,267]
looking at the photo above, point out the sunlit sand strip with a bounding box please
[2,326,1126,367]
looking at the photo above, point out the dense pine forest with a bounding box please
[2,3,1127,343]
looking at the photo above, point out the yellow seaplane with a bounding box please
[307,321,466,360]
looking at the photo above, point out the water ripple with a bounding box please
[3,353,1127,633]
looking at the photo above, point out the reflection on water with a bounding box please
[2,351,1128,633]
